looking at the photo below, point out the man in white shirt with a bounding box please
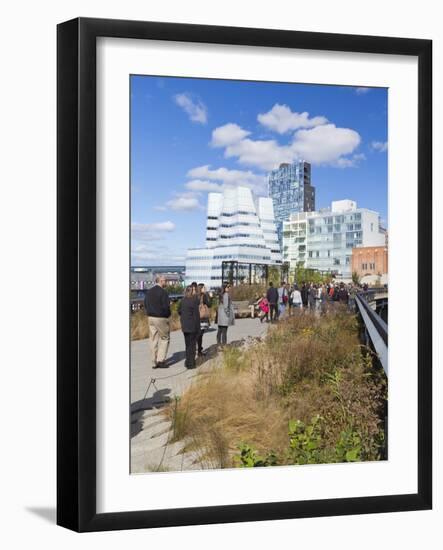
[291,285,303,313]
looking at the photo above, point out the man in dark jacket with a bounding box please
[300,282,309,308]
[266,281,279,322]
[144,275,171,368]
[338,283,349,304]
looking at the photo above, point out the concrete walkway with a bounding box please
[130,318,268,473]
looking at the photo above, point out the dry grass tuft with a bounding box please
[167,307,387,468]
[131,304,182,341]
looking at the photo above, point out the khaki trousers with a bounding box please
[148,317,170,364]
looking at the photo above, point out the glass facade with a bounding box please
[282,202,385,278]
[185,187,282,288]
[268,161,315,244]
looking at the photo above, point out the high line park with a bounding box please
[130,279,388,473]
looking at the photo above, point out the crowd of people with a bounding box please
[143,275,364,370]
[143,276,233,370]
[254,280,359,322]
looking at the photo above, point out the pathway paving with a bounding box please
[130,318,268,473]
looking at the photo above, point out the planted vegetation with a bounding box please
[131,300,218,341]
[131,302,181,341]
[167,308,387,468]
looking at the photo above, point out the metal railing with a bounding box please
[355,292,388,376]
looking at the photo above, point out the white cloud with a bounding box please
[355,87,370,95]
[132,221,175,232]
[131,221,176,242]
[187,165,266,191]
[167,196,202,211]
[257,103,327,134]
[174,93,208,124]
[184,179,223,192]
[371,140,388,152]
[334,153,367,168]
[224,137,293,171]
[210,120,361,170]
[210,123,250,147]
[291,124,361,165]
[155,192,204,212]
[131,242,186,265]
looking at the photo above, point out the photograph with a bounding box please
[130,75,389,474]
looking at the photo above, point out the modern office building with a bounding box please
[185,186,282,288]
[282,199,386,278]
[268,161,315,244]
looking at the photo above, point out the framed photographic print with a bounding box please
[57,17,432,532]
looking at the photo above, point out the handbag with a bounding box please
[199,295,210,320]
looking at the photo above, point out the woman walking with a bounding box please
[178,286,200,369]
[197,283,211,356]
[257,293,270,323]
[217,283,235,347]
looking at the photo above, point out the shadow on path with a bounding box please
[166,350,186,366]
[131,388,172,438]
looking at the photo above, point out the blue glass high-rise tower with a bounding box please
[268,161,315,245]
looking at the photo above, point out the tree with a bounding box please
[352,271,361,286]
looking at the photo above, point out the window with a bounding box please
[334,258,340,265]
[316,251,320,258]
[371,223,374,231]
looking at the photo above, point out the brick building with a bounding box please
[351,245,388,277]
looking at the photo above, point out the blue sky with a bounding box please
[131,75,387,266]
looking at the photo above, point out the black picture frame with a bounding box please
[57,17,432,532]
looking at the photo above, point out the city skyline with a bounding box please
[131,75,388,266]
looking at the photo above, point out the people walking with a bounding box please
[143,275,171,368]
[217,283,235,346]
[320,284,328,314]
[277,281,288,318]
[197,283,210,356]
[308,284,317,311]
[257,293,270,323]
[178,286,201,369]
[290,285,303,312]
[338,282,349,305]
[266,281,279,322]
[301,282,309,309]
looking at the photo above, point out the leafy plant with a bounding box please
[235,444,278,467]
[287,415,324,465]
[335,427,362,462]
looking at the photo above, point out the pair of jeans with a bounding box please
[217,325,228,345]
[183,332,198,368]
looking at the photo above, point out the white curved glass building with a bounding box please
[185,186,282,288]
